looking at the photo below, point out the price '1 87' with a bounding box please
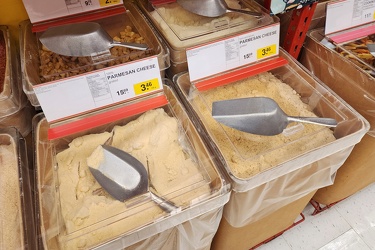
[364,12,372,19]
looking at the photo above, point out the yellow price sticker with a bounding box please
[133,78,160,95]
[99,0,121,7]
[256,44,277,60]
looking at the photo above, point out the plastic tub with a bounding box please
[0,25,28,117]
[173,48,368,227]
[136,0,277,76]
[0,102,35,137]
[0,127,37,249]
[19,1,170,107]
[299,28,375,205]
[33,81,230,249]
[326,23,375,77]
[301,28,375,134]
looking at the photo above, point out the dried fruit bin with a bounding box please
[299,28,375,205]
[0,127,37,249]
[33,81,230,249]
[0,25,28,118]
[331,24,375,75]
[301,28,375,136]
[19,1,170,107]
[136,0,277,76]
[172,48,368,237]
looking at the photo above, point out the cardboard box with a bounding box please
[300,28,375,205]
[313,134,375,205]
[211,191,316,250]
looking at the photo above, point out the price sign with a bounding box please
[186,23,280,82]
[257,44,277,59]
[34,57,162,122]
[326,0,375,34]
[134,78,160,95]
[22,0,124,24]
[99,0,121,7]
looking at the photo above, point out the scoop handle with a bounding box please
[288,116,338,127]
[111,41,149,51]
[150,192,180,214]
[226,7,264,18]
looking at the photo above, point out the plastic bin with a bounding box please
[172,49,368,249]
[136,0,277,76]
[0,102,35,137]
[33,81,231,249]
[299,28,375,205]
[0,127,37,249]
[0,25,30,135]
[0,25,32,136]
[19,1,170,107]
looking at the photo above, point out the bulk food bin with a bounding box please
[136,0,277,76]
[299,27,375,206]
[19,1,170,107]
[33,80,230,249]
[172,49,369,249]
[0,127,37,249]
[0,25,31,136]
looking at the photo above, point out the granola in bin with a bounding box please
[338,34,375,66]
[39,25,151,83]
[335,35,375,77]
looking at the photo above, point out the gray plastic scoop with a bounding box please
[88,145,179,213]
[177,0,263,18]
[212,97,338,136]
[39,22,148,57]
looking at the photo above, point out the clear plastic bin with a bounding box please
[19,1,170,107]
[324,22,375,77]
[0,102,35,137]
[0,127,37,249]
[33,81,230,249]
[136,0,277,76]
[302,28,375,134]
[0,25,28,117]
[299,27,375,205]
[173,48,368,227]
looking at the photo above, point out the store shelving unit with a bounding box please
[263,0,318,59]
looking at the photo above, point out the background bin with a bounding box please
[300,28,375,205]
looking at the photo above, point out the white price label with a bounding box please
[326,0,375,35]
[34,57,162,122]
[22,0,123,23]
[186,23,280,82]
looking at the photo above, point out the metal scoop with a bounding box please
[88,145,179,213]
[212,97,338,136]
[366,43,375,57]
[177,0,263,18]
[39,22,148,57]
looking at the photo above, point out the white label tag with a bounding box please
[34,57,162,122]
[22,0,123,23]
[325,0,375,35]
[186,23,280,82]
